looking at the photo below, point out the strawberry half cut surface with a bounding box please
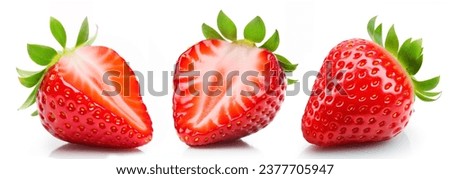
[173,11,297,146]
[18,17,152,148]
[301,17,440,146]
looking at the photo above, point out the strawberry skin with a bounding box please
[174,40,286,145]
[18,18,152,148]
[302,17,440,146]
[302,39,413,146]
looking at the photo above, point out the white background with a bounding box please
[0,0,449,178]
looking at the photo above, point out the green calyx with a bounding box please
[367,16,441,102]
[18,17,97,115]
[202,10,298,84]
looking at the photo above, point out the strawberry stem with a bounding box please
[233,39,256,47]
[48,53,62,68]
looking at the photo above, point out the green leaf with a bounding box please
[244,16,266,43]
[217,10,237,41]
[275,54,292,65]
[18,86,38,110]
[260,30,279,52]
[76,17,89,47]
[397,38,412,69]
[84,25,98,46]
[16,68,39,77]
[31,110,38,116]
[412,76,440,91]
[276,54,297,72]
[202,23,224,40]
[398,38,423,75]
[18,69,45,88]
[421,91,441,97]
[385,25,399,56]
[367,16,377,41]
[410,39,423,58]
[373,24,383,46]
[415,89,440,102]
[27,44,57,66]
[282,64,298,72]
[287,78,298,85]
[411,54,423,75]
[50,17,67,48]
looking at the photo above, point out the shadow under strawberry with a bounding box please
[49,143,143,159]
[300,132,411,159]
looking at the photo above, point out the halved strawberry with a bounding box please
[301,17,440,146]
[173,11,297,146]
[18,17,152,148]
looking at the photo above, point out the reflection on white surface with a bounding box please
[49,143,144,159]
[299,133,411,159]
[183,139,261,158]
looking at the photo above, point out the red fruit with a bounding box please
[302,17,440,146]
[18,18,152,148]
[173,11,297,146]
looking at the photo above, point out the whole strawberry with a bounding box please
[18,17,152,148]
[173,11,297,146]
[302,17,440,146]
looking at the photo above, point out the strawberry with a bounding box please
[302,17,440,146]
[173,11,297,146]
[18,17,152,148]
